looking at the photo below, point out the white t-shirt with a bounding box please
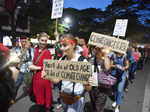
[61,53,86,95]
[75,45,83,54]
[91,65,102,86]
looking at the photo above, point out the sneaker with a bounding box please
[124,88,128,92]
[56,104,62,109]
[112,102,116,108]
[115,107,120,112]
[10,99,15,105]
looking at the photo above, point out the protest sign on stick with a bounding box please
[88,32,129,54]
[113,19,128,37]
[43,60,92,84]
[51,0,64,19]
[51,0,64,41]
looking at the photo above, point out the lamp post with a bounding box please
[64,17,71,24]
[63,17,71,33]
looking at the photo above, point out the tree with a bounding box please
[103,0,150,43]
[27,0,52,37]
[27,0,69,39]
[62,8,105,41]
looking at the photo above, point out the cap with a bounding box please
[20,35,27,39]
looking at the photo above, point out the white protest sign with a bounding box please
[51,0,64,19]
[43,60,92,84]
[113,19,128,37]
[88,32,129,54]
[3,36,12,47]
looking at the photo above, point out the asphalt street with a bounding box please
[9,62,150,112]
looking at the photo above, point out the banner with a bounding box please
[51,0,64,19]
[88,32,129,54]
[113,19,128,37]
[43,60,92,84]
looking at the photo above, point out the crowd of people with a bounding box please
[0,32,150,112]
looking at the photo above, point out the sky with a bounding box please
[64,0,112,11]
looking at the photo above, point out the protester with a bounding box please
[128,46,136,83]
[0,43,15,112]
[29,32,53,112]
[42,35,92,112]
[110,52,129,112]
[80,38,89,59]
[54,41,63,60]
[88,47,111,112]
[12,36,35,98]
[74,37,83,55]
[144,47,150,64]
[138,47,145,69]
[88,45,98,59]
[133,47,140,70]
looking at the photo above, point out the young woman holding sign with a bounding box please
[29,32,52,112]
[42,35,92,112]
[88,47,112,112]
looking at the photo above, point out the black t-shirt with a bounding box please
[0,82,10,112]
[0,67,15,112]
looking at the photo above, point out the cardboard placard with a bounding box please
[43,60,92,84]
[88,32,129,54]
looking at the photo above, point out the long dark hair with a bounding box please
[0,52,15,99]
[0,67,15,98]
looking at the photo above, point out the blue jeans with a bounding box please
[62,97,85,112]
[16,72,24,88]
[129,61,137,80]
[114,71,127,106]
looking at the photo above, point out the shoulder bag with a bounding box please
[94,56,117,88]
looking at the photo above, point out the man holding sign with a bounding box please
[42,35,93,112]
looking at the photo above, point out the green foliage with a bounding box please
[28,0,69,39]
[103,0,150,42]
[27,0,150,43]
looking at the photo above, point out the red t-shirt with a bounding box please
[81,45,88,58]
[134,52,140,61]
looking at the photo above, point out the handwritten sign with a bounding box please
[43,60,92,84]
[51,0,64,19]
[113,19,128,37]
[88,32,129,54]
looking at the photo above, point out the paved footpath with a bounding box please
[142,62,150,112]
[9,62,150,112]
[120,61,150,112]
